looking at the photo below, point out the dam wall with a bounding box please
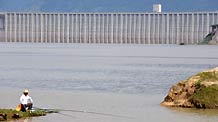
[1,12,218,44]
[0,14,5,41]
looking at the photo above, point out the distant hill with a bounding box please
[0,0,217,12]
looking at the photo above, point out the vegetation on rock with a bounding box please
[0,108,57,121]
[190,85,218,108]
[196,71,218,83]
[161,67,218,109]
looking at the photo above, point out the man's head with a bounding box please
[23,89,29,96]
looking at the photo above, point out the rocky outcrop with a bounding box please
[208,30,218,45]
[0,114,7,121]
[200,29,218,45]
[0,109,56,121]
[161,67,218,108]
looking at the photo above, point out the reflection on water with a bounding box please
[168,107,218,116]
[14,118,33,122]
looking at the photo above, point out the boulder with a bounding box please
[0,113,7,121]
[161,67,218,108]
[208,30,218,45]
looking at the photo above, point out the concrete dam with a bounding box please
[0,12,218,44]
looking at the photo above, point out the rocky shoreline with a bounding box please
[161,67,218,109]
[0,109,57,121]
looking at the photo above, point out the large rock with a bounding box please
[161,67,218,108]
[0,113,7,121]
[208,30,218,45]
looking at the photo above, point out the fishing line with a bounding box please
[57,112,76,119]
[32,107,76,119]
[33,107,134,119]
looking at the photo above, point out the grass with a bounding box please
[195,71,218,86]
[0,109,49,121]
[190,71,218,108]
[189,85,218,108]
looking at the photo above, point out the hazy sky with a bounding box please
[0,0,217,12]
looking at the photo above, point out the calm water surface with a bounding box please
[0,43,218,122]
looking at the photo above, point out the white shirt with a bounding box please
[20,94,33,104]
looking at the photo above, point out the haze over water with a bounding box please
[0,43,218,122]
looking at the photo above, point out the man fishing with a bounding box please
[19,89,33,112]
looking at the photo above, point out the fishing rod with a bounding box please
[33,107,134,119]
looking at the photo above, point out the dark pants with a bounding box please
[21,103,33,112]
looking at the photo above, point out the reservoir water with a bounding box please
[0,43,218,122]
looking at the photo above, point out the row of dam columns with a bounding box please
[1,12,218,44]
